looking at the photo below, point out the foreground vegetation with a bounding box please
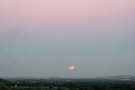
[0,83,11,90]
[7,78,135,90]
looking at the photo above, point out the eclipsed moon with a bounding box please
[68,66,76,70]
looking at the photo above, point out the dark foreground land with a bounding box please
[1,77,135,90]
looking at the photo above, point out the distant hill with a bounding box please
[0,78,9,83]
[0,78,12,85]
[96,75,135,81]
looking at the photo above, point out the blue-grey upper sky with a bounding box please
[0,0,135,78]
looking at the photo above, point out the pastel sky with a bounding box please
[0,0,135,78]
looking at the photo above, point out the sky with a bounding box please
[0,0,135,78]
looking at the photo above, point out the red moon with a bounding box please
[68,66,76,70]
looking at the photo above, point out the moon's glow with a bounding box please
[68,66,76,70]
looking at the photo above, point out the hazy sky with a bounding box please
[0,0,135,78]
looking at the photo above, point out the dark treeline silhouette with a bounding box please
[8,78,135,90]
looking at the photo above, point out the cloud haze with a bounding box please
[0,0,135,78]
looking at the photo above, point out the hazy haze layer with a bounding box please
[0,0,135,78]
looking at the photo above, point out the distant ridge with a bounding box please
[3,75,135,81]
[0,78,13,85]
[96,75,135,81]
